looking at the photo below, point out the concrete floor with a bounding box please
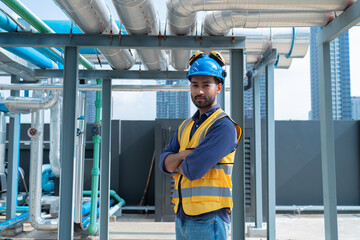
[1,213,360,239]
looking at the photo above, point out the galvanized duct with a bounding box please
[112,0,168,70]
[53,0,135,70]
[29,96,57,230]
[246,54,292,69]
[49,94,62,178]
[204,11,334,35]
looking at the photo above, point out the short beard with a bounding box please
[191,94,216,109]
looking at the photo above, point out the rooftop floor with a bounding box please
[2,213,360,239]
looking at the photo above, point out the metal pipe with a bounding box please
[0,112,6,174]
[29,107,57,230]
[53,0,135,70]
[112,0,168,70]
[49,95,62,177]
[5,89,59,114]
[2,0,93,69]
[276,205,360,213]
[74,91,87,227]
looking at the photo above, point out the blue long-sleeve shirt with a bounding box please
[159,104,239,223]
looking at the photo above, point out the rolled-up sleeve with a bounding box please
[159,129,180,174]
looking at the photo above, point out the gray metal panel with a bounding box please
[154,118,184,222]
[118,121,155,206]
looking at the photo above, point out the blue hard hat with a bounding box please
[186,55,226,84]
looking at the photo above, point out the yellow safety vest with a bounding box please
[172,109,242,216]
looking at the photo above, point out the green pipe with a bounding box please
[1,0,94,70]
[83,189,126,216]
[87,78,102,234]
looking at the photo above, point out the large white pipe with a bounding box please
[53,0,135,70]
[49,95,62,178]
[112,0,168,70]
[29,101,57,230]
[204,11,334,35]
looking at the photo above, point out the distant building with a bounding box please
[310,27,352,120]
[352,97,360,120]
[156,80,189,118]
[244,71,266,119]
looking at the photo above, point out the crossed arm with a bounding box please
[163,150,192,175]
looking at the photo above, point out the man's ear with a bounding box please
[216,83,223,94]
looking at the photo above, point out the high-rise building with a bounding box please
[310,27,352,120]
[156,80,190,118]
[244,70,266,119]
[352,96,360,120]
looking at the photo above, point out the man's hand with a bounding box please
[164,149,192,173]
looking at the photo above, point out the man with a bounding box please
[159,51,242,240]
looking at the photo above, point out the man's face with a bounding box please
[190,75,222,110]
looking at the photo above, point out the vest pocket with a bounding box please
[190,172,221,203]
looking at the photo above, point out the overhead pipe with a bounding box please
[53,0,135,70]
[204,11,334,35]
[112,0,168,70]
[2,0,93,69]
[0,10,64,65]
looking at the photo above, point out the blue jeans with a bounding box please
[175,216,230,240]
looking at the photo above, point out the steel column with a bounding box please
[218,86,225,109]
[58,46,79,240]
[99,79,112,240]
[265,64,276,240]
[6,75,20,221]
[253,75,263,228]
[230,49,245,240]
[317,42,338,240]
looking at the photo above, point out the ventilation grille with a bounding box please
[245,137,252,208]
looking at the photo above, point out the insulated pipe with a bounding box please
[204,11,334,35]
[112,0,168,70]
[53,0,135,70]
[2,0,93,69]
[49,94,62,178]
[0,112,6,174]
[29,107,57,230]
[74,91,87,227]
[5,90,59,114]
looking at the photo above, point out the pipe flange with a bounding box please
[28,127,40,138]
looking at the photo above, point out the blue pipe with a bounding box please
[42,164,54,192]
[0,11,63,65]
[82,200,114,228]
[0,206,28,213]
[0,212,29,232]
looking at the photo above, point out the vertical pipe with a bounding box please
[99,79,112,240]
[88,79,103,234]
[6,75,20,221]
[230,49,245,240]
[74,91,86,224]
[265,64,276,240]
[0,112,6,174]
[253,76,263,228]
[58,46,79,240]
[318,41,339,240]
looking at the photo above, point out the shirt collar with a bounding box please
[192,104,221,122]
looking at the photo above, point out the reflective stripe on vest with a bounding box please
[179,117,192,140]
[213,164,233,175]
[198,111,227,144]
[173,186,232,199]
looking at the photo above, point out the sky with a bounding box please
[0,0,359,121]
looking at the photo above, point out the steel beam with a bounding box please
[99,79,112,240]
[316,0,360,44]
[6,75,20,221]
[34,69,187,80]
[253,75,263,228]
[266,64,276,240]
[0,33,246,50]
[317,41,339,240]
[252,49,277,79]
[58,47,79,240]
[230,49,245,240]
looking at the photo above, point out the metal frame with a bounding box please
[316,1,360,239]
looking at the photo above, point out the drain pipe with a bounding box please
[28,103,57,230]
[74,90,87,230]
[2,0,93,70]
[87,79,102,234]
